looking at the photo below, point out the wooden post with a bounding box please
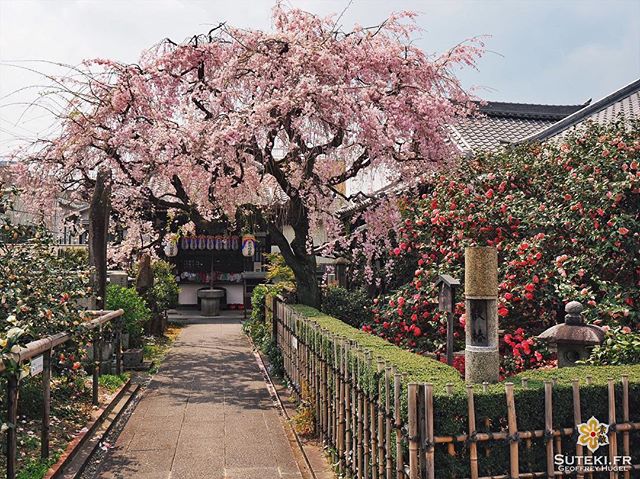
[356,349,364,479]
[394,372,403,479]
[572,379,585,479]
[467,385,479,479]
[92,333,101,406]
[88,168,111,310]
[115,316,122,375]
[41,349,51,459]
[607,378,617,479]
[621,375,630,479]
[6,374,19,479]
[385,367,393,479]
[377,360,386,479]
[408,383,419,479]
[424,384,435,479]
[544,381,554,479]
[505,382,519,479]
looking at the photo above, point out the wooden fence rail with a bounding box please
[271,296,638,479]
[2,309,124,479]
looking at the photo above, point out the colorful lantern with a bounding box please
[198,235,206,250]
[206,235,215,250]
[215,235,223,250]
[180,236,189,250]
[231,235,240,250]
[242,234,256,257]
[164,234,179,257]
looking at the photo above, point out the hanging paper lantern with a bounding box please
[206,235,215,250]
[198,235,206,250]
[242,234,256,257]
[231,235,240,250]
[180,236,189,250]
[215,235,223,250]
[222,236,230,250]
[164,234,178,257]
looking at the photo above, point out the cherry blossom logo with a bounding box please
[577,417,609,453]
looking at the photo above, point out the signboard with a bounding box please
[438,283,454,313]
[30,355,44,376]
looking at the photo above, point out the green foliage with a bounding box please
[321,286,371,328]
[57,247,89,270]
[149,260,179,311]
[290,302,640,478]
[369,121,640,367]
[0,187,91,380]
[16,452,61,479]
[581,327,640,365]
[98,373,129,392]
[105,284,151,346]
[264,252,295,288]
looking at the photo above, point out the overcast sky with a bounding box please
[1,0,639,155]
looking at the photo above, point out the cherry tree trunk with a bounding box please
[291,253,321,309]
[88,168,111,310]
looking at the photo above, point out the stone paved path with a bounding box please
[95,315,303,479]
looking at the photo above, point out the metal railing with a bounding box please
[2,308,124,479]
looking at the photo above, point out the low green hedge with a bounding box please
[290,304,640,478]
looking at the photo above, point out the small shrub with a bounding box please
[322,286,371,328]
[149,260,179,311]
[264,252,295,288]
[581,326,640,365]
[106,284,151,347]
[99,373,129,392]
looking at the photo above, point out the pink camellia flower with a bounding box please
[622,326,631,334]
[397,297,406,306]
[602,325,610,332]
[618,227,629,235]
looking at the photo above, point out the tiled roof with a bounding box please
[518,78,640,143]
[450,101,587,155]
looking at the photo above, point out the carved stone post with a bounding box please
[464,247,499,383]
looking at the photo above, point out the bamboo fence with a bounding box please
[271,297,638,478]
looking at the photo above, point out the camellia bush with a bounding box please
[0,187,92,379]
[364,120,639,376]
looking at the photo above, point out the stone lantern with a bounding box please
[538,301,605,367]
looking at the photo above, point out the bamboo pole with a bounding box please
[352,342,359,476]
[368,355,378,479]
[424,383,435,479]
[408,383,419,479]
[621,375,630,479]
[505,383,519,479]
[337,340,346,475]
[544,381,554,478]
[467,385,479,479]
[572,379,585,479]
[357,348,364,479]
[607,378,617,479]
[363,352,371,479]
[377,360,386,479]
[385,367,393,479]
[395,372,404,479]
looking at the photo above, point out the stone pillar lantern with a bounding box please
[464,247,500,383]
[538,301,605,367]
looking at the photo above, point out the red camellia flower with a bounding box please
[485,188,494,199]
[72,362,82,370]
[524,283,535,292]
[413,327,422,337]
[498,307,509,317]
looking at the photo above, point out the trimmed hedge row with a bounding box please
[290,303,640,478]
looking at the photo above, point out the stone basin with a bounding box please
[198,288,225,316]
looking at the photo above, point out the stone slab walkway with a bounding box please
[94,314,304,479]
